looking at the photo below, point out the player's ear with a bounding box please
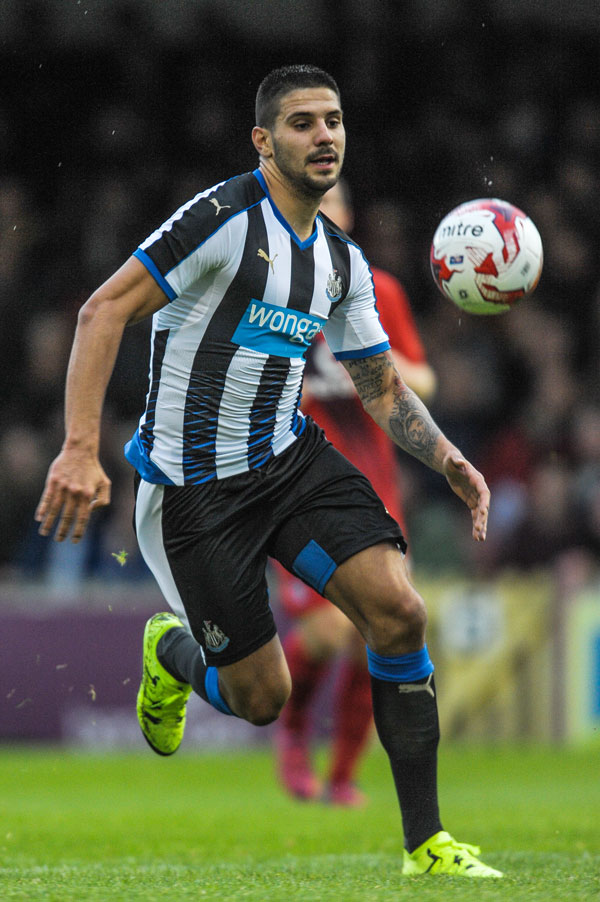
[252,126,273,158]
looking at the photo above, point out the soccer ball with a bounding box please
[430,198,543,315]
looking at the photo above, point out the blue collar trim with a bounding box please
[253,169,318,250]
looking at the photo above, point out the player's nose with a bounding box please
[314,119,334,144]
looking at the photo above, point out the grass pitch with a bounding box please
[0,743,598,900]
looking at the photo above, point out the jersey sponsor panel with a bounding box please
[231,299,325,357]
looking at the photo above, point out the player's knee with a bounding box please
[234,676,292,726]
[244,687,291,726]
[366,586,427,655]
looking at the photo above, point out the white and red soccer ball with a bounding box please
[430,198,543,315]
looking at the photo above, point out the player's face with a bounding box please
[270,88,345,197]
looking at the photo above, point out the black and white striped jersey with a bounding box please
[124,169,390,485]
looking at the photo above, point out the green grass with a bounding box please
[0,744,598,900]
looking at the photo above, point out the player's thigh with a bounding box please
[324,541,427,654]
[134,477,277,668]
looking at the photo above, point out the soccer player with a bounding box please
[35,65,502,878]
[274,180,437,808]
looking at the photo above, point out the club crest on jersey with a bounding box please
[202,620,230,653]
[326,269,343,301]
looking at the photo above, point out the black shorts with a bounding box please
[133,418,405,667]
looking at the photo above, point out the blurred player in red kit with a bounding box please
[275,181,437,806]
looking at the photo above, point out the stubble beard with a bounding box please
[272,137,343,200]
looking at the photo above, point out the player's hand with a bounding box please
[442,452,490,542]
[35,449,112,543]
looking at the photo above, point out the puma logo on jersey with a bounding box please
[257,248,278,273]
[209,197,231,215]
[397,672,435,698]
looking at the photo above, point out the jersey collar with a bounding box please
[253,169,319,250]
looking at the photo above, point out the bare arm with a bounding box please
[341,351,489,541]
[391,350,437,404]
[35,256,169,543]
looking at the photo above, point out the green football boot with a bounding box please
[137,612,192,756]
[402,831,503,878]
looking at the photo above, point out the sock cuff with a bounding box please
[366,644,434,682]
[204,666,235,716]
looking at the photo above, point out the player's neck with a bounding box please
[259,163,321,243]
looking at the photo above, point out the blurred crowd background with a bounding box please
[1,0,599,596]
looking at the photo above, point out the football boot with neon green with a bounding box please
[137,612,192,756]
[402,831,503,878]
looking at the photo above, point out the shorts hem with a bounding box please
[328,529,407,586]
[202,623,278,668]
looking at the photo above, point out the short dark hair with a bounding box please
[255,64,340,130]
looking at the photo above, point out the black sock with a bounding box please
[370,673,443,853]
[157,627,210,703]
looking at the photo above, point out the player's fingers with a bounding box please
[472,512,487,541]
[34,495,47,522]
[68,476,110,541]
[90,479,111,510]
[35,476,59,522]
[472,493,490,542]
[446,455,490,542]
[36,487,65,536]
[70,497,93,544]
[54,492,83,543]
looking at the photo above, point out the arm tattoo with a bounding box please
[344,354,393,405]
[345,352,443,469]
[389,383,442,468]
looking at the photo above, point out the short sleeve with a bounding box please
[322,246,390,360]
[133,182,244,300]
